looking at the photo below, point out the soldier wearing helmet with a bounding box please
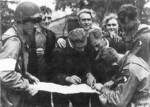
[0,1,41,107]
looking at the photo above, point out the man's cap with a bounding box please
[68,28,87,48]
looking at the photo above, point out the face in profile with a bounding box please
[79,13,92,31]
[91,37,107,52]
[119,16,135,32]
[41,12,52,28]
[23,19,38,35]
[106,18,119,34]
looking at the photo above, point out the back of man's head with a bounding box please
[118,4,137,22]
[96,47,118,65]
[88,29,106,48]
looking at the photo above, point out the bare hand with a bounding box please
[29,75,40,84]
[66,75,81,85]
[86,73,96,88]
[113,35,122,43]
[93,83,103,91]
[99,94,107,105]
[110,32,122,43]
[36,48,44,56]
[57,38,66,48]
[27,84,39,96]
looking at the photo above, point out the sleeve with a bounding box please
[50,49,69,85]
[130,38,143,55]
[116,39,126,53]
[84,55,92,74]
[0,70,29,91]
[100,69,139,107]
[0,37,21,59]
[44,30,57,63]
[0,37,29,91]
[46,30,56,50]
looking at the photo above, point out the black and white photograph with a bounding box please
[0,0,150,107]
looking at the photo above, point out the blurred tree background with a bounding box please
[55,0,150,25]
[0,0,19,35]
[0,0,150,35]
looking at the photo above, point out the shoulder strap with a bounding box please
[123,61,150,72]
[1,35,19,45]
[11,26,26,74]
[137,26,150,35]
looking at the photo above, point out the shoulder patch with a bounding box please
[122,75,129,83]
[134,40,143,47]
[138,41,142,46]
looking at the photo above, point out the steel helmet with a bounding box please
[15,1,42,22]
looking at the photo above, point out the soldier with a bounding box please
[0,1,41,107]
[95,47,150,107]
[118,4,150,65]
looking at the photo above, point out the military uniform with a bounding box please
[0,25,30,107]
[126,24,150,66]
[0,1,42,107]
[99,53,150,107]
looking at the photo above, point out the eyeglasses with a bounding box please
[106,23,117,27]
[81,18,92,21]
[23,17,42,24]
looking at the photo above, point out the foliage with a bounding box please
[55,0,149,24]
[55,0,80,11]
[0,0,17,34]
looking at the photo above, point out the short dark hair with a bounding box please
[96,47,118,65]
[40,6,52,14]
[118,4,137,23]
